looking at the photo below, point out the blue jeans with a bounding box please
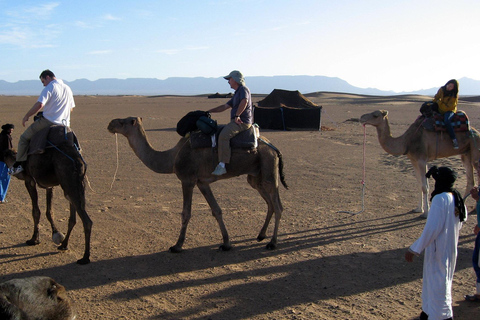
[0,161,10,201]
[443,111,456,140]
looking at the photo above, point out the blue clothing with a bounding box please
[227,85,253,124]
[474,200,480,283]
[443,111,456,140]
[0,161,10,202]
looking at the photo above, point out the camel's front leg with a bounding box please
[410,159,429,216]
[44,188,65,245]
[169,182,195,253]
[24,180,41,245]
[196,181,232,251]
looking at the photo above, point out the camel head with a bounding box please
[359,110,388,127]
[107,117,143,137]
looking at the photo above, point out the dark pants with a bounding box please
[474,232,480,284]
[443,111,456,140]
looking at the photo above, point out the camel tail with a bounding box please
[258,137,289,190]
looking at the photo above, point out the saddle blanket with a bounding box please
[433,110,470,132]
[190,125,259,149]
[28,125,80,155]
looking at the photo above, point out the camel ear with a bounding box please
[131,119,138,126]
[381,110,388,117]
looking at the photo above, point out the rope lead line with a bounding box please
[337,124,367,215]
[85,133,120,195]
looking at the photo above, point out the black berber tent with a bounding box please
[254,89,322,130]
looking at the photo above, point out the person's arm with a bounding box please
[208,103,230,113]
[22,101,44,127]
[234,98,248,124]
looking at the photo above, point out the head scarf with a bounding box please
[1,123,14,131]
[426,165,466,222]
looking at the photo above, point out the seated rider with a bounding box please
[208,70,253,176]
[9,70,75,175]
[432,79,460,149]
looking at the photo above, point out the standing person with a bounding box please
[0,124,14,203]
[208,70,253,176]
[465,162,480,302]
[9,69,75,175]
[405,166,467,320]
[432,79,460,149]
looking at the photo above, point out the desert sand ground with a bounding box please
[1,93,479,319]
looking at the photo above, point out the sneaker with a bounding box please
[8,165,24,176]
[212,164,227,176]
[452,139,459,150]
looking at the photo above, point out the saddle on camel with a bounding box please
[420,102,470,133]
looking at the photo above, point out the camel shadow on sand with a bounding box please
[1,210,477,319]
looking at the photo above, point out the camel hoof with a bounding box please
[76,257,90,265]
[26,239,40,246]
[219,244,232,251]
[169,246,182,253]
[419,212,428,219]
[52,232,65,245]
[266,242,277,250]
[57,245,68,251]
[257,235,266,242]
[412,208,423,213]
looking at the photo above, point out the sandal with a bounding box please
[465,294,480,301]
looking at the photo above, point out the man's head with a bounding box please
[224,70,245,88]
[39,70,56,86]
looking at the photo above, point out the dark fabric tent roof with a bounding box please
[257,89,319,109]
[254,89,322,131]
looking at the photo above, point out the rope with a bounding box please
[337,124,367,215]
[85,133,120,195]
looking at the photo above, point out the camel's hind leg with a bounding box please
[44,188,65,245]
[248,175,283,250]
[196,181,232,251]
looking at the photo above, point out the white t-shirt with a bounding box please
[38,79,75,126]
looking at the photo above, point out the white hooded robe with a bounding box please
[409,192,465,320]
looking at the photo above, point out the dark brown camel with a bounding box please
[107,117,288,252]
[4,136,92,265]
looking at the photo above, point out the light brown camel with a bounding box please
[107,117,288,252]
[0,276,76,319]
[4,139,92,265]
[360,110,480,216]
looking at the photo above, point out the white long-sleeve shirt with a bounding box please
[410,192,465,320]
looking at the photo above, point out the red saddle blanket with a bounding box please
[433,110,470,132]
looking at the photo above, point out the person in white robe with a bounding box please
[405,166,467,320]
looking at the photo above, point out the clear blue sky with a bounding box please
[1,0,479,92]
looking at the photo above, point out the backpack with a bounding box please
[176,110,209,136]
[196,116,218,135]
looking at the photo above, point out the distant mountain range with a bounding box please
[0,75,478,96]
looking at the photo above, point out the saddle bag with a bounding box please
[196,116,217,135]
[176,110,210,137]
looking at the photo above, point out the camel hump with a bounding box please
[28,125,80,155]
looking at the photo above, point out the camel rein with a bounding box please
[337,124,367,215]
[84,133,120,194]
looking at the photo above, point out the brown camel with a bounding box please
[0,276,76,320]
[4,139,92,265]
[360,110,480,216]
[107,117,288,252]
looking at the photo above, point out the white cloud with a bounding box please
[103,14,121,21]
[87,50,113,55]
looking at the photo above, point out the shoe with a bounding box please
[8,165,24,176]
[452,139,459,149]
[465,294,480,302]
[212,164,227,176]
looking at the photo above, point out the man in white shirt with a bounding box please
[10,70,75,175]
[405,166,467,320]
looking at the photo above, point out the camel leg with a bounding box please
[410,159,429,216]
[44,188,65,245]
[169,182,195,253]
[248,175,283,250]
[24,180,41,246]
[196,181,232,251]
[462,153,475,198]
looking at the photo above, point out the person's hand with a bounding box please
[405,250,415,262]
[474,225,480,235]
[470,187,479,201]
[234,116,243,125]
[22,115,29,127]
